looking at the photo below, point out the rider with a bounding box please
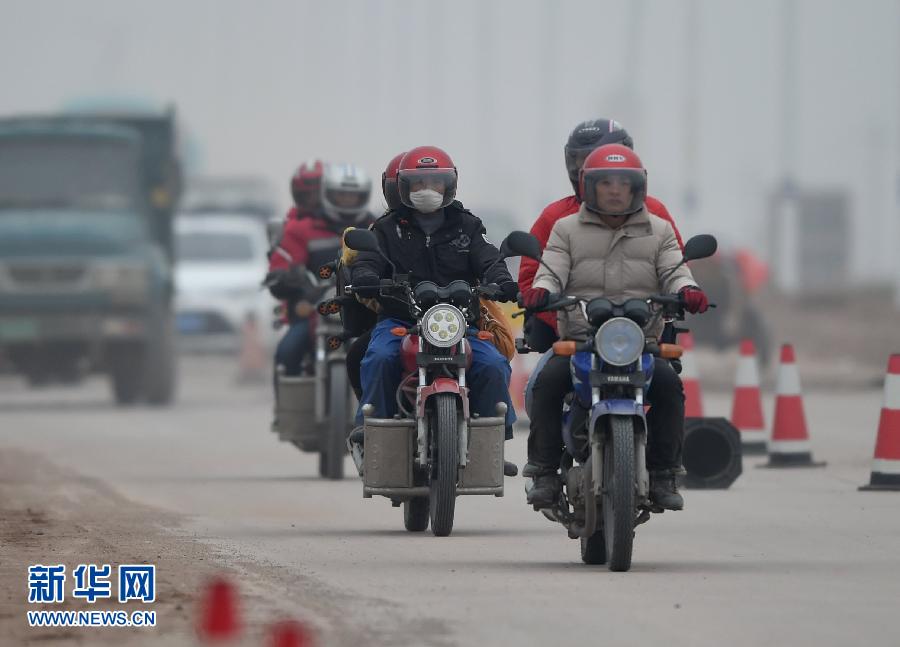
[344,152,406,401]
[518,119,684,353]
[348,146,520,468]
[287,159,325,222]
[520,144,709,511]
[266,163,373,381]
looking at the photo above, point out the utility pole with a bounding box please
[683,0,700,228]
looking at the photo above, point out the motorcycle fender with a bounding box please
[588,399,647,435]
[416,378,469,420]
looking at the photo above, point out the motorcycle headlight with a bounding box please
[421,304,466,348]
[595,317,644,367]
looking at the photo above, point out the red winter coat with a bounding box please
[518,194,684,331]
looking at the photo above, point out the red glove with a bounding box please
[679,287,709,314]
[519,287,550,310]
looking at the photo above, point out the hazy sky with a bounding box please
[1,0,898,283]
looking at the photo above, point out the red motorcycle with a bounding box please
[343,229,536,536]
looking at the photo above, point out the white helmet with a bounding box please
[320,163,372,226]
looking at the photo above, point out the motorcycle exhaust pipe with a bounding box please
[680,417,743,489]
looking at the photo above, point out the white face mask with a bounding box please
[409,189,444,213]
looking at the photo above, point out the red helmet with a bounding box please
[290,159,324,211]
[579,144,647,217]
[397,146,458,212]
[381,152,406,211]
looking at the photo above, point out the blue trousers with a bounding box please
[274,319,311,377]
[356,318,516,428]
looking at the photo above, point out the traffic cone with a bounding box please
[859,354,900,491]
[680,332,704,418]
[266,619,315,647]
[762,344,825,468]
[196,576,241,642]
[730,339,767,454]
[237,312,267,384]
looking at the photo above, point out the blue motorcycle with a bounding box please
[519,234,717,571]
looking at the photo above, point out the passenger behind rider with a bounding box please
[266,163,373,389]
[520,144,708,511]
[344,152,406,401]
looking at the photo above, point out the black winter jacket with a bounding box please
[350,202,513,322]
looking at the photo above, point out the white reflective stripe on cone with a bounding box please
[740,429,767,443]
[884,374,900,411]
[680,356,698,379]
[768,439,811,454]
[871,458,900,475]
[775,365,802,396]
[735,357,760,388]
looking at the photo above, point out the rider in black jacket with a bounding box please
[348,146,519,471]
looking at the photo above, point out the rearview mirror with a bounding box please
[499,230,541,260]
[682,234,718,262]
[343,229,380,253]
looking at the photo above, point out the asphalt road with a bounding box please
[2,354,899,646]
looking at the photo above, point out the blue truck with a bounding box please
[0,109,182,404]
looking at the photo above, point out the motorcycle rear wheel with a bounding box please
[603,415,635,572]
[319,362,348,480]
[403,498,429,532]
[580,528,607,565]
[429,393,458,537]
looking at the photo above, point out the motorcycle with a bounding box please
[267,252,356,480]
[342,229,535,536]
[518,234,718,571]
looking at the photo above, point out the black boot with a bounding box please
[649,470,684,510]
[347,426,365,476]
[523,463,559,508]
[504,461,519,477]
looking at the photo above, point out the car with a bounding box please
[174,214,278,353]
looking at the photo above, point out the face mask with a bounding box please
[409,189,444,213]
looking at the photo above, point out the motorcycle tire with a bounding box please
[602,415,635,572]
[320,362,347,480]
[403,498,429,532]
[429,393,458,537]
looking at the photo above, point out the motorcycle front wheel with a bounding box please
[429,393,459,537]
[602,415,635,572]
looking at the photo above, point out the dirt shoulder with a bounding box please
[0,448,433,647]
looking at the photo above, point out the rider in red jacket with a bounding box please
[518,119,684,351]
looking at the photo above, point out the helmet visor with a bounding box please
[397,168,457,209]
[324,188,369,210]
[582,168,646,217]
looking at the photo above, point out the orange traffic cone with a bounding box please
[762,344,825,468]
[266,619,315,647]
[680,332,704,418]
[196,576,241,642]
[730,339,767,454]
[237,312,267,384]
[860,354,900,491]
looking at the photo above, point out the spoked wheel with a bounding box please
[320,363,348,480]
[602,415,636,572]
[429,393,459,537]
[403,498,430,532]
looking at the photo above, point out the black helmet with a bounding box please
[564,119,633,196]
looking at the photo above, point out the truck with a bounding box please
[0,108,182,404]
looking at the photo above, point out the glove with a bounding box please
[519,287,550,310]
[353,272,380,298]
[679,286,709,314]
[497,281,520,303]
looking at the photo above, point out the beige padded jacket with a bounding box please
[532,204,697,341]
